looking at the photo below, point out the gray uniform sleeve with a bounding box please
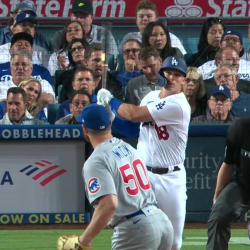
[83,157,117,205]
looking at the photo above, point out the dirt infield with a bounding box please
[0,222,246,230]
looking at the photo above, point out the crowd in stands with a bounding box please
[0,0,249,129]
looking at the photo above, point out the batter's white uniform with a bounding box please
[137,90,191,250]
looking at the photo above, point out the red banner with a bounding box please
[0,0,249,18]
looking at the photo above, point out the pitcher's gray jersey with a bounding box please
[83,137,157,217]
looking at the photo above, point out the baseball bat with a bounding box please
[101,22,111,89]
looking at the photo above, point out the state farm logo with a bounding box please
[165,0,202,17]
[20,160,67,186]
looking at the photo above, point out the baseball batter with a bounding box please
[97,56,191,250]
[57,103,174,250]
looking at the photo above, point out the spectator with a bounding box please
[116,39,143,95]
[199,31,250,81]
[0,12,50,68]
[192,85,235,123]
[125,46,165,105]
[186,17,225,67]
[52,0,118,57]
[204,46,250,93]
[183,67,207,119]
[18,77,47,120]
[142,20,183,61]
[0,50,55,106]
[56,37,89,102]
[0,32,53,86]
[55,89,91,124]
[84,43,122,100]
[56,67,97,120]
[120,0,186,55]
[48,20,86,76]
[242,22,250,61]
[0,87,44,125]
[213,64,250,117]
[0,0,51,51]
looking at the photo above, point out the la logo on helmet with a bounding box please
[171,57,178,66]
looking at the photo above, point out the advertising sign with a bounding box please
[0,139,88,224]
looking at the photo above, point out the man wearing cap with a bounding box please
[57,103,174,250]
[97,55,191,250]
[0,12,50,68]
[192,84,235,123]
[205,63,250,118]
[198,29,250,81]
[52,0,118,56]
[0,0,51,51]
[0,32,53,86]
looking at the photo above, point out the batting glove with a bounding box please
[57,235,93,250]
[97,88,113,107]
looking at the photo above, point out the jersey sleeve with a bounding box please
[83,156,117,205]
[147,97,183,127]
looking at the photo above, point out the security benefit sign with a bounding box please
[185,136,225,222]
[0,140,87,225]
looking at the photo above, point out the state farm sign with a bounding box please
[0,0,249,18]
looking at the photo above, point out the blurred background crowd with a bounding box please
[0,0,249,130]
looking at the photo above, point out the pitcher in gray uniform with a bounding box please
[77,103,174,250]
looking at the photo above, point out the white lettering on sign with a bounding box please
[207,0,250,17]
[0,128,81,139]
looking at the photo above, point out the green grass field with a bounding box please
[0,228,249,250]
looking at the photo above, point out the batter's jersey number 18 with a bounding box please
[119,159,151,195]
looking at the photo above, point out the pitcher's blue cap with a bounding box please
[160,56,187,76]
[77,104,110,131]
[210,85,231,99]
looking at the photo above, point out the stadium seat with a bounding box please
[47,103,60,124]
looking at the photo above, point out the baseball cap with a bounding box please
[11,32,33,48]
[12,1,36,16]
[210,85,231,99]
[14,12,37,27]
[72,0,93,15]
[160,56,187,77]
[77,104,110,131]
[221,29,244,57]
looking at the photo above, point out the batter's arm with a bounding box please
[79,194,117,246]
[117,103,153,123]
[212,162,233,204]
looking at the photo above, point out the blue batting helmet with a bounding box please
[160,56,187,77]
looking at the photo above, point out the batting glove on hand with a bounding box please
[57,235,93,250]
[97,88,113,107]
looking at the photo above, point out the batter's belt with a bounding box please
[147,166,180,174]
